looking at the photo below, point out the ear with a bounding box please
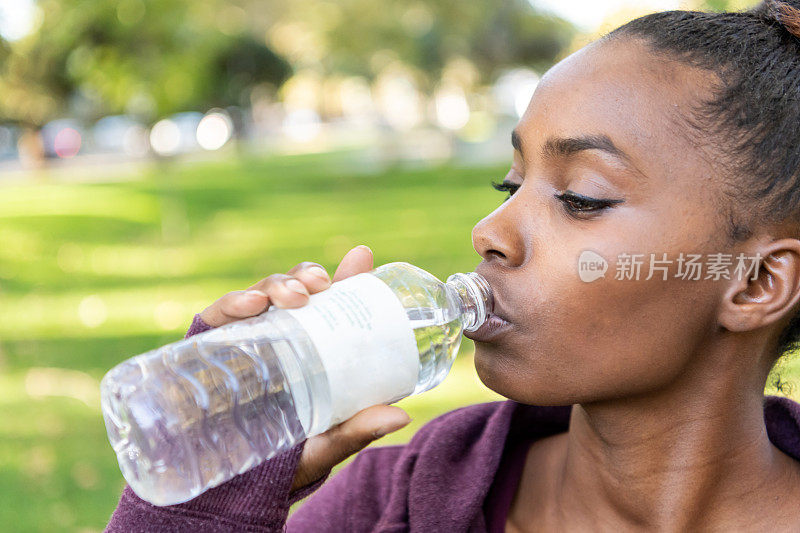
[719,238,800,332]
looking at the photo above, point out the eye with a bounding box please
[554,190,624,216]
[491,180,521,203]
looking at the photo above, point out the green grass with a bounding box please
[0,150,507,532]
[3,149,798,531]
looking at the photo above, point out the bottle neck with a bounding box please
[445,272,494,332]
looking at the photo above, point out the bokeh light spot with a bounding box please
[149,119,180,156]
[154,300,184,330]
[196,111,233,150]
[53,128,81,158]
[24,367,100,408]
[78,295,107,328]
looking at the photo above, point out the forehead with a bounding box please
[516,38,718,187]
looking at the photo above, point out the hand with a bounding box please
[198,245,413,493]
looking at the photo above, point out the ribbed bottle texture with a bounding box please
[101,262,492,505]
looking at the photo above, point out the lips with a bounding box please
[466,263,515,342]
[464,313,513,342]
[473,264,513,324]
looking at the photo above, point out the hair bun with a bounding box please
[753,0,800,38]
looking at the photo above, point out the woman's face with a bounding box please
[469,37,740,405]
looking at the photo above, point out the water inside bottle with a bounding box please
[101,265,473,506]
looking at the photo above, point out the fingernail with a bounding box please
[284,279,309,295]
[307,266,330,281]
[245,290,267,298]
[348,245,371,255]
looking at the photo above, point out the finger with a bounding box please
[247,273,312,309]
[199,289,272,327]
[200,264,331,328]
[332,245,374,283]
[292,405,411,491]
[287,261,332,294]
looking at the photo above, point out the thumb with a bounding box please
[292,405,411,491]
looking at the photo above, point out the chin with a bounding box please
[473,344,530,400]
[472,344,578,407]
[473,346,502,392]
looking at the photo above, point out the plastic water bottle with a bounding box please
[100,262,493,506]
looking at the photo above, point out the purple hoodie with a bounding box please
[105,315,800,532]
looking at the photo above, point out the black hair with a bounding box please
[605,1,800,358]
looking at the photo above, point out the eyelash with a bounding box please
[491,180,520,201]
[490,180,623,215]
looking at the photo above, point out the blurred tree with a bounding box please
[0,0,292,126]
[212,35,292,109]
[0,0,573,125]
[268,0,574,91]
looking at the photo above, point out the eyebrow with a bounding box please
[512,129,633,166]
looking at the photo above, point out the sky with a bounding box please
[0,0,36,41]
[0,0,691,42]
[532,0,684,30]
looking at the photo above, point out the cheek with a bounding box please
[561,276,717,389]
[475,251,721,405]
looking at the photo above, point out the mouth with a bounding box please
[464,312,513,342]
[473,263,513,316]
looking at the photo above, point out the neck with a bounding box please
[548,336,797,530]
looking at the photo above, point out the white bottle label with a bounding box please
[285,273,419,426]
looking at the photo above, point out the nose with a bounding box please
[472,203,527,267]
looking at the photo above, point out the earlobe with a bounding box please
[720,240,800,333]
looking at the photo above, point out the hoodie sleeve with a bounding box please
[286,445,407,532]
[105,314,330,532]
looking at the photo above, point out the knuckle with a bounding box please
[256,274,310,302]
[265,273,291,284]
[211,291,236,313]
[217,290,242,309]
[218,292,249,317]
[297,265,331,283]
[289,261,326,277]
[335,424,370,453]
[297,261,323,271]
[253,273,291,290]
[201,292,242,325]
[228,293,258,314]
